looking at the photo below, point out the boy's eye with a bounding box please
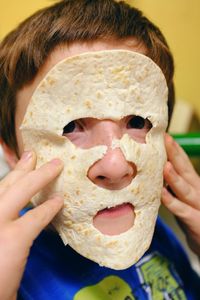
[63,121,76,134]
[127,116,152,130]
[63,120,83,135]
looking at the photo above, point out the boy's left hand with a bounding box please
[162,134,200,256]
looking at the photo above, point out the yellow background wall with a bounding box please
[0,0,200,118]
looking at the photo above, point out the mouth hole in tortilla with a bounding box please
[93,203,135,236]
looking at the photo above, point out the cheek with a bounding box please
[64,132,94,149]
[127,129,149,144]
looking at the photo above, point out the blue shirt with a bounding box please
[18,218,200,299]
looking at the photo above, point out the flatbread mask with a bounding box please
[21,50,168,270]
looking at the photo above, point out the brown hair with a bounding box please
[0,0,175,155]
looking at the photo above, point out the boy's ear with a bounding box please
[1,141,18,169]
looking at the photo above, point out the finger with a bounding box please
[14,194,64,245]
[0,151,36,196]
[163,180,200,257]
[161,187,198,223]
[0,159,63,220]
[164,161,200,210]
[165,134,200,187]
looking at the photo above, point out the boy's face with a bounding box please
[15,39,168,269]
[15,38,147,237]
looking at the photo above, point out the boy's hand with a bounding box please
[0,151,64,300]
[162,134,200,256]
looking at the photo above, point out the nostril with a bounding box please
[98,175,106,180]
[129,162,137,178]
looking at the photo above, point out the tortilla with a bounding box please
[21,50,168,269]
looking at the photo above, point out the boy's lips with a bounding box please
[93,203,135,235]
[95,203,134,218]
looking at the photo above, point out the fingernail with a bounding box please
[50,192,63,199]
[50,158,63,166]
[21,151,33,161]
[168,164,176,175]
[50,194,64,205]
[168,135,179,153]
[162,187,168,196]
[165,133,173,142]
[173,139,179,150]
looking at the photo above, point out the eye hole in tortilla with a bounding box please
[127,116,152,130]
[126,115,152,144]
[63,120,83,135]
[62,116,152,147]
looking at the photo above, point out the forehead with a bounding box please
[16,39,146,127]
[15,39,148,153]
[21,49,168,137]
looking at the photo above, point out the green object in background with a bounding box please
[172,133,200,157]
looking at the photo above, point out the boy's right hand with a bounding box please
[162,134,200,256]
[0,151,64,300]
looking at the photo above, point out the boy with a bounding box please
[0,0,199,299]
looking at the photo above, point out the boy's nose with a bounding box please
[87,147,137,190]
